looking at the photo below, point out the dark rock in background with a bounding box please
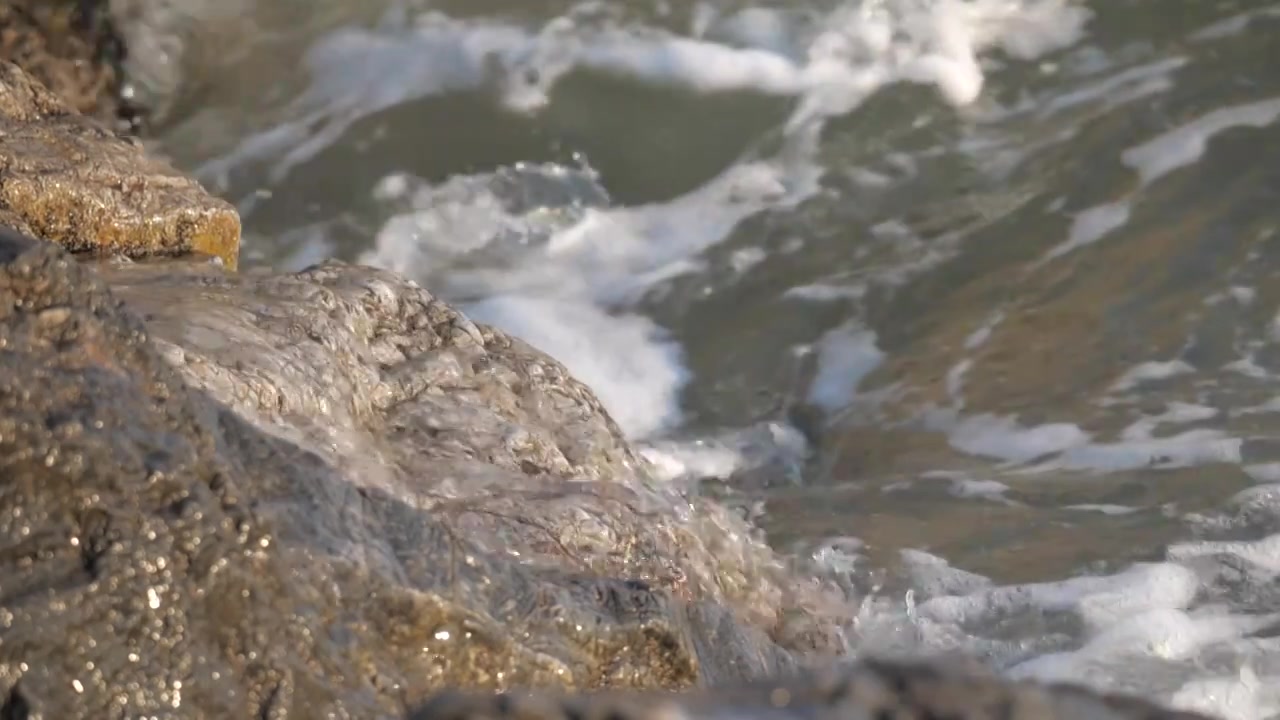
[0,0,144,132]
[0,61,240,267]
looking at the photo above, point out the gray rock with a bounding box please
[0,227,845,717]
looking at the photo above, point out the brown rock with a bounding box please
[0,60,240,267]
[0,0,142,132]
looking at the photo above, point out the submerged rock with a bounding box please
[0,61,240,267]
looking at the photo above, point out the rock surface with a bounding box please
[0,61,240,267]
[0,226,843,716]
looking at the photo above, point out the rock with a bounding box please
[0,61,240,267]
[91,250,845,672]
[0,226,846,716]
[0,0,142,132]
[413,659,1216,720]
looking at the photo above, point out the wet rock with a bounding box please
[0,227,845,716]
[413,659,1216,720]
[92,252,846,666]
[0,61,240,267]
[0,0,142,132]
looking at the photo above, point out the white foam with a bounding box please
[1171,667,1279,720]
[899,549,994,598]
[945,359,973,403]
[1190,6,1280,42]
[808,324,886,412]
[1120,402,1219,441]
[1235,397,1280,419]
[465,296,686,439]
[205,0,1089,187]
[1065,504,1140,515]
[1122,98,1280,187]
[1168,534,1280,578]
[1229,286,1257,306]
[729,246,768,274]
[783,283,867,302]
[1043,428,1242,473]
[938,403,1238,474]
[1111,359,1195,392]
[963,310,1005,350]
[947,477,1011,501]
[1043,201,1131,260]
[917,562,1199,627]
[364,159,806,439]
[947,413,1089,464]
[1011,608,1273,683]
[1244,463,1280,483]
[639,442,743,484]
[1224,357,1269,381]
[638,421,810,485]
[846,541,1280,719]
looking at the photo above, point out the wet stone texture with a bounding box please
[0,229,845,716]
[0,61,239,267]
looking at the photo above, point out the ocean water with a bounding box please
[154,0,1280,716]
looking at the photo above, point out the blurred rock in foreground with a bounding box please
[416,659,1216,720]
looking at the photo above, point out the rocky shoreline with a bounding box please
[0,8,1215,719]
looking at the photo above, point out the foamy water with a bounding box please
[341,0,1087,439]
[166,0,1280,716]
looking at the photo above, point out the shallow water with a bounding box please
[157,0,1280,716]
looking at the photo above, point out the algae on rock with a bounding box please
[0,61,239,267]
